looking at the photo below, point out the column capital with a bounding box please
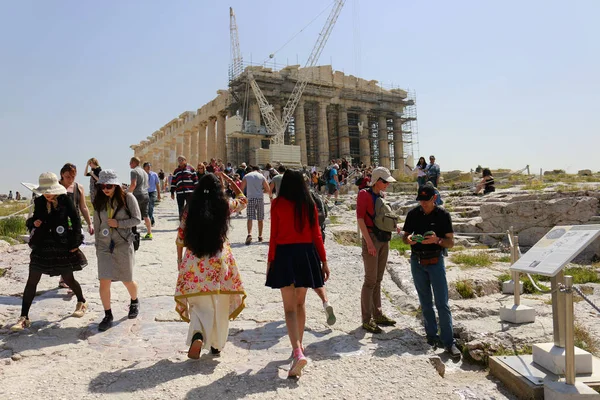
[208,115,217,122]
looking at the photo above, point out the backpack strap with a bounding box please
[365,188,379,230]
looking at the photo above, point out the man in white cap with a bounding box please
[356,166,397,333]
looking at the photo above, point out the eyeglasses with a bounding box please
[100,184,115,190]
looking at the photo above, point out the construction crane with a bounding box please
[227,2,345,166]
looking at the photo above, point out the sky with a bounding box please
[1,0,599,195]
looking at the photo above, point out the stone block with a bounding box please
[502,280,524,295]
[533,343,593,375]
[500,304,536,324]
[544,380,600,399]
[578,170,593,176]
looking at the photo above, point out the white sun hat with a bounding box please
[32,172,67,195]
[97,170,120,186]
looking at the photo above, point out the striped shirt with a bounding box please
[170,165,198,195]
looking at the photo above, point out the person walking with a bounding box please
[400,185,461,358]
[57,162,94,290]
[175,172,247,359]
[266,170,330,378]
[143,162,161,227]
[325,164,340,204]
[356,167,398,334]
[84,158,102,202]
[425,155,441,188]
[92,170,142,332]
[269,165,286,197]
[128,157,152,240]
[11,173,88,331]
[158,169,166,193]
[415,157,428,187]
[240,165,271,245]
[170,155,197,220]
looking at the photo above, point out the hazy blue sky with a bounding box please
[1,0,599,196]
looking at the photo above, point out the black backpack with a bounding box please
[324,167,333,181]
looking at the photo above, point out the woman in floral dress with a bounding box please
[174,172,247,359]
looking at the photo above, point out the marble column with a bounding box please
[162,147,169,174]
[217,111,227,163]
[169,137,178,172]
[249,102,261,165]
[359,112,370,166]
[338,105,350,158]
[183,130,191,162]
[378,115,390,168]
[294,101,307,166]
[207,116,217,161]
[190,125,199,167]
[393,117,404,173]
[176,133,184,163]
[198,121,207,165]
[318,102,330,167]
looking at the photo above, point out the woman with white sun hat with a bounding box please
[11,172,88,331]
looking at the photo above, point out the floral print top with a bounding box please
[174,194,248,322]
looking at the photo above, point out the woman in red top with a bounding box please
[266,170,330,379]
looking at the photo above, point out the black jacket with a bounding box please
[26,194,84,250]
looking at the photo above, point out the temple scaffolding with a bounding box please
[131,65,418,173]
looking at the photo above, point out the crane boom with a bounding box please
[229,7,243,81]
[241,0,345,145]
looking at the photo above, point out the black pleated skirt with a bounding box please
[29,238,88,276]
[265,243,324,289]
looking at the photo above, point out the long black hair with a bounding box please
[276,169,316,232]
[417,157,427,168]
[93,185,126,213]
[184,174,230,258]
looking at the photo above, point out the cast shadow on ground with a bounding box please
[184,360,296,399]
[228,321,288,350]
[89,358,219,394]
[1,316,112,353]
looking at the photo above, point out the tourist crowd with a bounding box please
[10,153,464,380]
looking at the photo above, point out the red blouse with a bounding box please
[268,197,327,263]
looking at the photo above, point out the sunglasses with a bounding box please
[100,184,115,190]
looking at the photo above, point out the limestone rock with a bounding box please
[578,169,593,176]
[477,197,599,246]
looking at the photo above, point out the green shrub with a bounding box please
[575,324,599,356]
[455,279,475,299]
[0,217,27,239]
[496,255,512,263]
[496,273,549,294]
[450,252,493,268]
[389,237,411,255]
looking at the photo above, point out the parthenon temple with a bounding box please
[131,65,417,173]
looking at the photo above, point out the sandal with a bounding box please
[258,236,263,242]
[58,279,69,289]
[188,332,203,359]
[245,235,252,245]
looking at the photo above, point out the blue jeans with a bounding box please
[410,255,454,347]
[148,191,157,224]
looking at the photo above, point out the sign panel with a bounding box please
[511,225,600,277]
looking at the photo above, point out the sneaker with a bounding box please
[362,320,383,334]
[72,302,88,318]
[10,316,31,332]
[188,332,203,359]
[324,304,336,326]
[210,346,221,357]
[427,336,441,348]
[288,354,308,378]
[445,344,462,359]
[374,315,397,327]
[98,315,114,332]
[128,302,139,319]
[143,233,153,240]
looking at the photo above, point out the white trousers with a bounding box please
[186,294,230,351]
